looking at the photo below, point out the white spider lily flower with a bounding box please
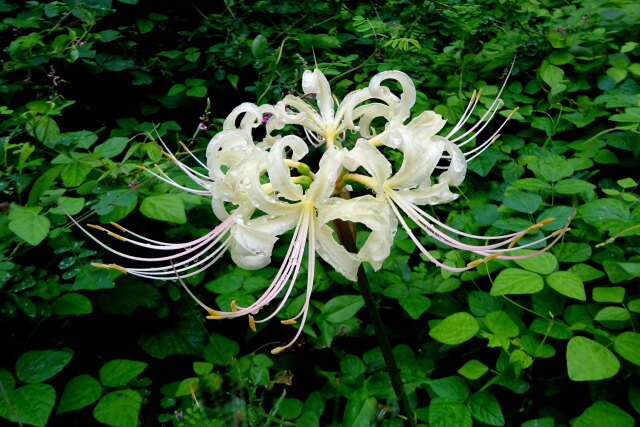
[343,132,569,272]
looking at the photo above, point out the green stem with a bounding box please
[333,219,415,427]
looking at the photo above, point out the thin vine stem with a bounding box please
[333,219,416,427]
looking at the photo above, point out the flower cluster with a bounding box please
[76,68,569,353]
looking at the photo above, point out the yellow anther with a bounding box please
[91,262,110,269]
[507,234,524,249]
[552,228,570,237]
[525,223,544,233]
[206,315,225,320]
[248,315,257,332]
[230,300,237,312]
[108,264,128,274]
[161,152,178,165]
[281,319,297,325]
[110,222,126,233]
[270,346,285,355]
[87,224,106,231]
[135,165,147,170]
[507,107,520,119]
[178,141,189,151]
[484,251,504,263]
[467,259,483,268]
[206,308,220,317]
[540,218,556,225]
[107,232,127,242]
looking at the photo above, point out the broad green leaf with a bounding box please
[468,391,504,426]
[554,243,592,263]
[99,359,147,387]
[568,263,604,281]
[512,178,552,191]
[521,418,554,427]
[49,196,85,215]
[399,294,431,319]
[429,397,472,427]
[26,116,61,145]
[567,336,620,381]
[546,271,585,301]
[139,314,206,358]
[57,375,102,414]
[94,137,129,158]
[186,86,207,97]
[16,349,73,383]
[8,203,50,246]
[628,299,640,313]
[0,383,56,427]
[251,34,268,57]
[323,295,364,323]
[428,376,469,400]
[457,360,488,380]
[595,306,631,323]
[539,156,573,182]
[513,251,557,275]
[614,332,640,366]
[491,269,544,296]
[578,198,630,224]
[203,333,240,366]
[51,293,93,315]
[61,161,93,187]
[27,165,62,205]
[139,194,186,223]
[539,61,564,87]
[193,362,213,376]
[0,369,15,392]
[343,389,376,427]
[429,312,479,345]
[93,390,142,427]
[573,401,634,427]
[592,287,625,303]
[484,311,519,337]
[136,18,153,33]
[277,398,304,419]
[503,189,542,213]
[340,354,365,377]
[554,179,595,194]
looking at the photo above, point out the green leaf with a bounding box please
[323,295,364,323]
[566,336,620,381]
[203,333,240,366]
[99,359,148,387]
[538,156,573,182]
[555,243,592,263]
[16,349,73,383]
[554,179,596,194]
[0,383,56,427]
[429,397,472,427]
[573,401,634,427]
[343,389,376,427]
[0,369,15,392]
[94,137,129,158]
[8,203,50,246]
[136,18,153,33]
[168,83,186,96]
[484,311,519,337]
[340,354,365,377]
[61,161,93,187]
[139,194,186,223]
[49,196,85,215]
[27,165,62,205]
[277,398,303,419]
[186,86,207,97]
[468,391,504,426]
[51,293,93,315]
[491,269,544,296]
[595,306,631,323]
[614,332,640,366]
[57,375,102,414]
[93,390,141,427]
[513,178,552,191]
[457,360,488,380]
[503,189,542,213]
[429,312,479,345]
[513,251,557,275]
[26,116,61,145]
[592,287,625,303]
[399,294,431,319]
[539,61,565,87]
[252,34,268,57]
[138,313,205,358]
[227,73,239,89]
[579,199,630,224]
[546,271,585,301]
[428,376,469,400]
[521,418,554,427]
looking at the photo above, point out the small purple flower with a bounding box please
[52,76,61,87]
[198,123,208,130]
[260,113,273,125]
[303,93,316,99]
[174,411,184,419]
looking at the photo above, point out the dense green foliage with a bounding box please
[1,0,639,425]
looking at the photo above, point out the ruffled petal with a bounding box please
[314,222,360,281]
[267,135,308,201]
[229,222,278,270]
[343,139,391,196]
